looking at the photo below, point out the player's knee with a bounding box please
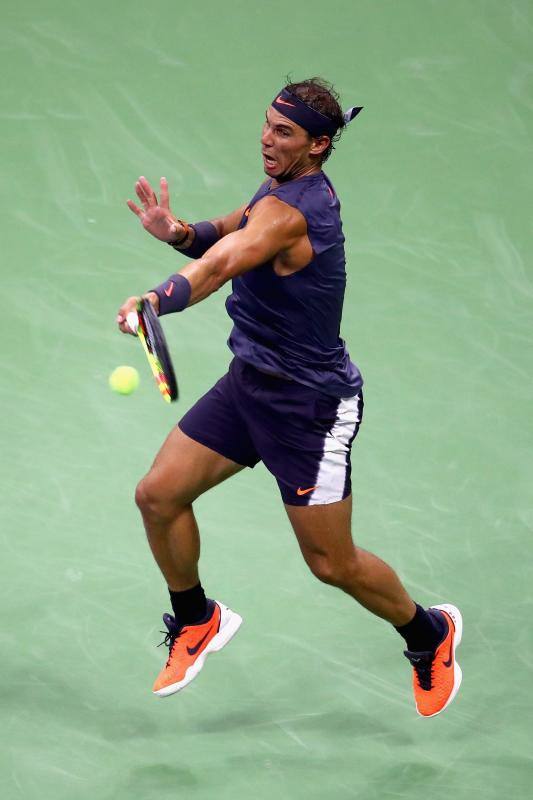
[135,477,155,516]
[306,550,360,589]
[135,476,178,521]
[307,554,343,587]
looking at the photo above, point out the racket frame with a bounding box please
[136,299,178,403]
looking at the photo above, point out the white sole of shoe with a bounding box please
[421,603,463,718]
[153,602,243,697]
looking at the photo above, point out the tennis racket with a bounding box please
[127,299,178,403]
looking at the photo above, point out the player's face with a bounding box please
[261,107,322,180]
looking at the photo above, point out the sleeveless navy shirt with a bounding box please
[225,171,363,398]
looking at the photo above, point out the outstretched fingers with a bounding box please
[127,198,143,217]
[135,180,149,207]
[127,174,175,240]
[160,177,170,209]
[137,175,158,207]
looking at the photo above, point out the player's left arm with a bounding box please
[121,196,306,327]
[177,196,306,306]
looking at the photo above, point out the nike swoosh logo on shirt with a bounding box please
[187,626,215,656]
[297,486,317,496]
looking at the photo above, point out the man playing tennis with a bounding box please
[117,78,462,717]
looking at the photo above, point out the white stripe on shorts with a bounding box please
[309,393,362,505]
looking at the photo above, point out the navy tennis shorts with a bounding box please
[178,358,363,506]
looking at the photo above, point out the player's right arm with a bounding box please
[127,175,245,245]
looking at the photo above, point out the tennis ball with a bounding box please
[109,365,139,395]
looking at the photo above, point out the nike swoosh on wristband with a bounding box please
[297,486,317,496]
[275,95,296,107]
[187,627,215,656]
[164,282,174,297]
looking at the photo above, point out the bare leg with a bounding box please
[135,427,244,591]
[285,495,415,626]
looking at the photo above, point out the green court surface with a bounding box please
[2,1,533,797]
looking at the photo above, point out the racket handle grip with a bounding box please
[126,311,139,334]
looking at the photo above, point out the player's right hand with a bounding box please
[116,293,160,335]
[127,176,186,243]
[116,296,140,335]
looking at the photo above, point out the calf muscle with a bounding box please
[285,497,416,626]
[135,427,243,590]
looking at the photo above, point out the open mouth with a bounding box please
[262,152,277,168]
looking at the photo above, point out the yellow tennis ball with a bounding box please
[109,366,140,395]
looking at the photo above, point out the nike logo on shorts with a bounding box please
[297,486,317,496]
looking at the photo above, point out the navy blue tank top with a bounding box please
[225,171,363,398]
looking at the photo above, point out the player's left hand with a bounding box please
[127,176,186,243]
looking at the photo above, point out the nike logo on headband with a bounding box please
[275,95,296,107]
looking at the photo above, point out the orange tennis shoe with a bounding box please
[153,600,242,697]
[404,603,463,718]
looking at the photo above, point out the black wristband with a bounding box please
[179,221,220,259]
[151,274,192,316]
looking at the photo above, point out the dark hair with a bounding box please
[283,76,345,162]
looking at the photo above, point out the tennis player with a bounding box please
[117,78,462,717]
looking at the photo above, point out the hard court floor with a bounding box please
[1,1,532,798]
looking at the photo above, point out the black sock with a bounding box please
[168,583,207,626]
[395,604,446,652]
